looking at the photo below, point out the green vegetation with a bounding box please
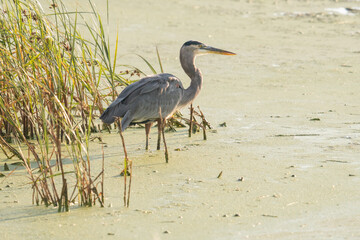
[0,0,134,211]
[0,0,209,212]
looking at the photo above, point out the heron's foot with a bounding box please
[157,138,161,150]
[145,138,150,151]
[120,167,130,177]
[165,152,169,163]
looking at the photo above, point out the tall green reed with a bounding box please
[0,0,127,211]
[0,0,209,211]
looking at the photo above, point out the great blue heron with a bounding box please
[100,40,235,162]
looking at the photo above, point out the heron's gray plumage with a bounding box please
[100,73,184,131]
[100,41,235,150]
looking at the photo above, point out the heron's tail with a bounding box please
[99,106,117,124]
[100,106,132,132]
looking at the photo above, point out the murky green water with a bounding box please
[1,0,360,239]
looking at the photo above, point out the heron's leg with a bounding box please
[160,118,169,163]
[156,119,161,150]
[145,122,152,150]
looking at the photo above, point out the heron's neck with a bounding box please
[179,54,203,108]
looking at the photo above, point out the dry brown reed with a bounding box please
[0,0,130,211]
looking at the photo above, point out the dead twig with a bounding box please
[116,118,132,207]
[189,104,194,137]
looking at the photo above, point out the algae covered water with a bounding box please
[1,0,360,239]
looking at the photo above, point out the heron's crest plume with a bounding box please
[183,40,203,47]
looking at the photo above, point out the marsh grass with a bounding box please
[0,0,132,211]
[115,118,132,207]
[0,0,211,211]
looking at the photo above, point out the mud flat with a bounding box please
[1,0,360,239]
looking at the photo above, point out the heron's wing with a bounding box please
[109,73,178,107]
[128,74,183,124]
[139,80,168,95]
[100,73,183,126]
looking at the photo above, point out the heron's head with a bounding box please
[181,40,236,56]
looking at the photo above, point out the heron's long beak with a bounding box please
[200,45,236,55]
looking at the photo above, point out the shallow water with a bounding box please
[1,0,360,239]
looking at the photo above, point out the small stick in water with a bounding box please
[189,104,194,137]
[101,144,105,205]
[116,118,132,207]
[197,106,207,140]
[127,159,132,207]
